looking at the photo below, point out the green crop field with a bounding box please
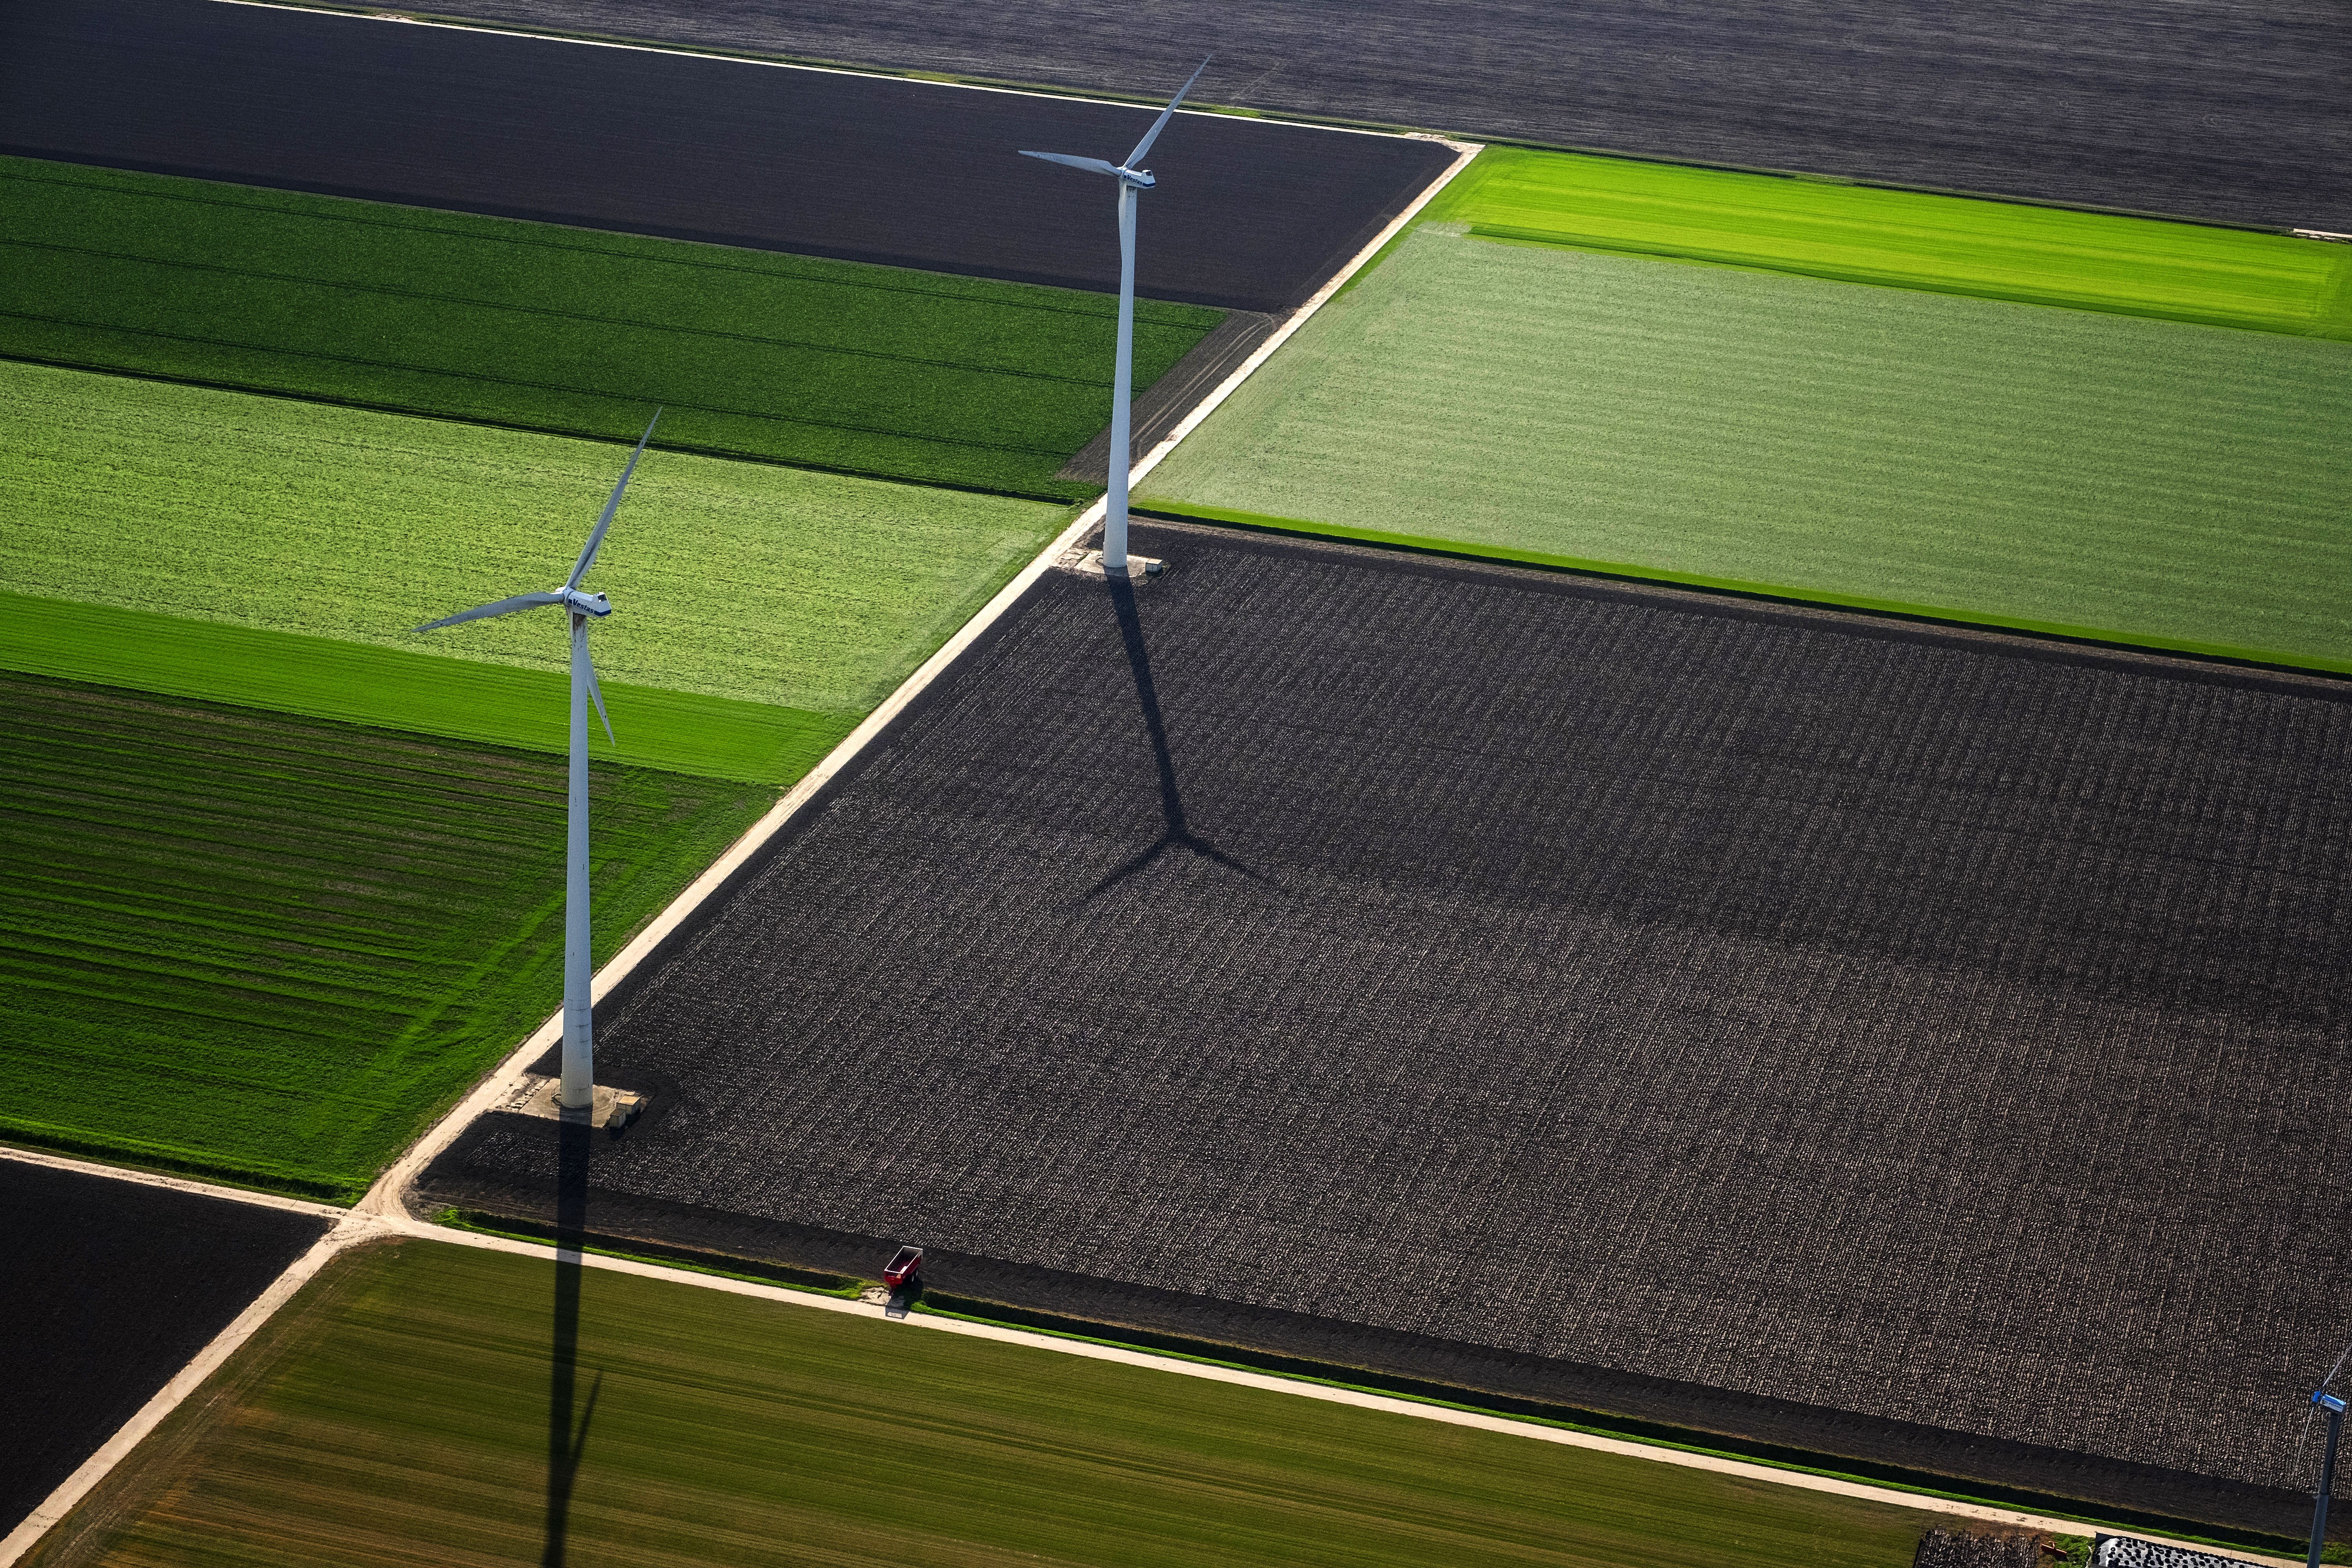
[0,674,771,1200]
[0,593,853,786]
[3,361,1070,773]
[1141,226,2352,670]
[1417,147,2351,337]
[0,155,1223,499]
[30,1238,1945,1568]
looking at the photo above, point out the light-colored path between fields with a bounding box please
[0,123,2298,1568]
[0,1144,2302,1568]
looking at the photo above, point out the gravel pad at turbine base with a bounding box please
[0,1161,329,1533]
[0,0,1454,315]
[431,522,2352,1524]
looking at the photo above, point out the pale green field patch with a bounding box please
[2,361,1070,719]
[1142,228,2352,669]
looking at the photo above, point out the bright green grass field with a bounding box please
[1141,227,2352,670]
[1418,146,2351,337]
[31,1239,1941,1568]
[2,361,1069,773]
[0,675,771,1200]
[0,155,1223,499]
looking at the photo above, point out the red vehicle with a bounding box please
[883,1246,924,1289]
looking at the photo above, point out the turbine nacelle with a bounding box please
[1016,56,1207,194]
[412,409,660,750]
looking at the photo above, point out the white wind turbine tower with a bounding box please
[415,411,660,1116]
[1022,57,1210,576]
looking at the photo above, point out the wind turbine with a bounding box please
[1022,57,1210,576]
[414,410,660,1116]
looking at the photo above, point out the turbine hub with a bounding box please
[1118,166,1156,189]
[561,588,612,617]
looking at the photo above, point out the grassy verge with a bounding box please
[0,674,773,1201]
[1417,147,2350,336]
[1140,228,2352,671]
[28,1238,1948,1568]
[0,155,1222,499]
[2,361,1072,722]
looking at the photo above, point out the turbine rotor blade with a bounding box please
[413,591,564,632]
[583,647,615,746]
[1125,55,1211,168]
[1019,149,1123,178]
[566,408,662,592]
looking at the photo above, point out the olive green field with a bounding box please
[0,155,1222,500]
[1142,219,2352,671]
[25,1238,1952,1568]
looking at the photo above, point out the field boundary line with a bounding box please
[0,1143,347,1220]
[201,0,1432,143]
[369,1216,2301,1568]
[1122,137,1482,491]
[0,1219,360,1568]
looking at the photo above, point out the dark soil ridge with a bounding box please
[0,0,1456,315]
[388,0,2350,233]
[414,1160,2316,1549]
[181,0,2320,239]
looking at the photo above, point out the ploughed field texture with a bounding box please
[430,0,2352,233]
[0,1161,328,1535]
[0,362,1068,782]
[1139,227,2352,670]
[0,156,1222,501]
[27,1239,1934,1568]
[453,525,2352,1494]
[0,0,1456,315]
[0,673,770,1200]
[1414,148,2351,338]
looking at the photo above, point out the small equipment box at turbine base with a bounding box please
[882,1247,923,1290]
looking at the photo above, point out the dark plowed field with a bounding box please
[0,1161,329,1533]
[416,0,2350,233]
[436,523,2352,1521]
[0,0,1452,314]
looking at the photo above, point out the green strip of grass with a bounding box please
[0,591,853,785]
[39,1238,1945,1567]
[2,361,1071,719]
[1417,147,2351,336]
[0,673,774,1201]
[0,155,1223,499]
[1140,228,2352,671]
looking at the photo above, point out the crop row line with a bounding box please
[0,316,1083,458]
[0,166,1210,326]
[0,235,1196,387]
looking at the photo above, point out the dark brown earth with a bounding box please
[428,521,2352,1532]
[0,0,1454,313]
[0,1160,329,1533]
[403,0,2345,232]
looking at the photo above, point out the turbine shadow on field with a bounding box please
[543,1113,599,1568]
[1084,575,1274,902]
